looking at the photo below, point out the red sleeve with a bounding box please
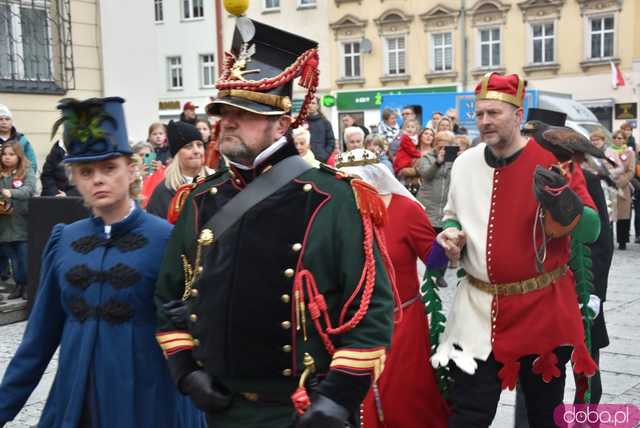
[392,149,410,173]
[403,198,435,262]
[569,163,595,209]
[400,134,421,158]
[392,135,421,173]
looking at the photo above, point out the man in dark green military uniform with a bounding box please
[154,16,394,428]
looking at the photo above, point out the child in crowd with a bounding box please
[142,123,170,208]
[392,119,422,194]
[147,122,171,166]
[393,119,421,174]
[365,135,393,172]
[0,142,36,300]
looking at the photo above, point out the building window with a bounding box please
[479,27,500,68]
[298,0,316,7]
[0,4,52,81]
[432,32,453,72]
[0,0,74,94]
[167,56,183,90]
[342,41,361,78]
[531,22,554,64]
[154,0,163,22]
[589,16,614,59]
[264,0,280,10]
[183,0,204,20]
[200,54,215,88]
[385,36,406,75]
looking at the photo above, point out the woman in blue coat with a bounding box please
[0,97,205,428]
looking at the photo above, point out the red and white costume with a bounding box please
[431,140,598,389]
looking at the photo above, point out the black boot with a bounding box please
[618,242,627,250]
[7,283,24,300]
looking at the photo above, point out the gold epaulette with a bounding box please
[167,182,197,225]
[166,170,230,225]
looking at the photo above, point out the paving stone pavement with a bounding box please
[0,242,638,427]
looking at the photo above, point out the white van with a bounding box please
[538,93,613,144]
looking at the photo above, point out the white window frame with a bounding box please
[529,21,555,64]
[431,31,454,72]
[297,0,316,8]
[341,40,362,79]
[384,35,407,76]
[200,54,216,88]
[182,0,204,20]
[167,56,183,90]
[587,14,615,60]
[263,0,280,11]
[0,1,54,81]
[477,27,501,68]
[154,0,164,23]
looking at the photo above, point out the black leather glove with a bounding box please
[162,299,189,329]
[533,166,583,227]
[296,394,350,428]
[179,370,233,414]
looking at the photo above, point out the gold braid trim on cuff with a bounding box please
[330,348,387,382]
[156,331,195,357]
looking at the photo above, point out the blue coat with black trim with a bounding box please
[0,207,204,428]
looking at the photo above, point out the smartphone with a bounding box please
[143,152,157,169]
[444,145,459,162]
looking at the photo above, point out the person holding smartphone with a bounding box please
[132,141,156,178]
[416,131,458,233]
[415,131,458,288]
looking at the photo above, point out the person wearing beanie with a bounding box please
[146,121,214,219]
[0,104,37,172]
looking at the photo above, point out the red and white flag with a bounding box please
[611,61,625,89]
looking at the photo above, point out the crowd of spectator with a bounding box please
[588,125,640,250]
[0,99,638,305]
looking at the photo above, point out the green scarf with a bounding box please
[610,143,627,154]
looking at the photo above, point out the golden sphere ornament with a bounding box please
[224,0,249,17]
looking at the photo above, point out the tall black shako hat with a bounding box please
[207,15,319,128]
[52,97,132,164]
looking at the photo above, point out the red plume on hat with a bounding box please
[475,73,525,108]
